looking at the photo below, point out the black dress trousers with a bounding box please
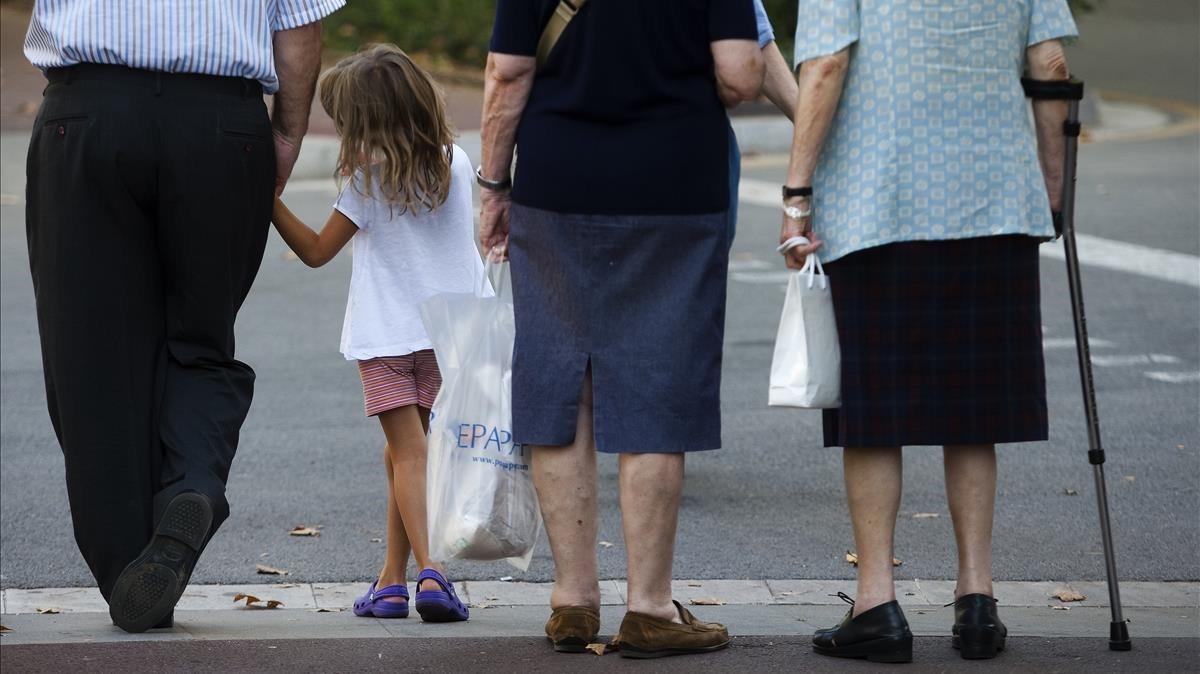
[25,65,275,597]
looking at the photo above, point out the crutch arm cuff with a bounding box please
[1021,76,1084,101]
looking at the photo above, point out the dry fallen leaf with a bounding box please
[308,608,343,613]
[912,512,939,519]
[845,551,901,566]
[290,526,321,537]
[1064,488,1079,496]
[0,624,12,633]
[234,593,284,609]
[256,563,289,576]
[36,607,61,615]
[598,541,614,549]
[585,643,610,656]
[689,597,726,606]
[1051,589,1087,602]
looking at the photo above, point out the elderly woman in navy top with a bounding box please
[781,0,1078,663]
[479,0,763,659]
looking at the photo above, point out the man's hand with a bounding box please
[780,206,821,270]
[480,188,512,258]
[273,129,302,196]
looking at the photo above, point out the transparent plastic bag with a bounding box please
[420,261,542,570]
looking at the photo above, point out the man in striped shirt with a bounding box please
[23,0,344,633]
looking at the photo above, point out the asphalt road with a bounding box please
[2,0,1198,591]
[1,124,1197,589]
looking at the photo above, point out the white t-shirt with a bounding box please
[334,145,485,361]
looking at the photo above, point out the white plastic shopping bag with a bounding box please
[420,260,542,570]
[768,237,841,409]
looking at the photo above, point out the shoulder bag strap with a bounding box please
[535,0,589,70]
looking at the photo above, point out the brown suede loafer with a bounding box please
[616,600,730,659]
[545,606,601,653]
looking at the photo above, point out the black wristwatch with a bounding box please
[782,185,813,199]
[476,166,512,191]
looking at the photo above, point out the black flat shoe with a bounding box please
[109,492,212,633]
[952,593,1007,659]
[812,593,913,664]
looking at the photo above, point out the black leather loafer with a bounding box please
[952,593,1007,659]
[813,593,913,664]
[109,492,212,633]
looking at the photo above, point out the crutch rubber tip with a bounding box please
[1108,621,1132,651]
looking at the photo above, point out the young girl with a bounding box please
[272,44,480,622]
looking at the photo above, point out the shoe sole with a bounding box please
[414,592,469,623]
[618,639,731,659]
[953,629,1007,660]
[813,636,914,664]
[547,636,598,653]
[108,493,212,633]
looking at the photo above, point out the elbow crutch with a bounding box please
[1021,76,1132,652]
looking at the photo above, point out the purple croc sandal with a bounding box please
[353,581,410,619]
[414,569,469,622]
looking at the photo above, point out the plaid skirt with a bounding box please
[822,235,1048,448]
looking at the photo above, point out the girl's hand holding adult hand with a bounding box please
[480,188,511,260]
[780,212,822,270]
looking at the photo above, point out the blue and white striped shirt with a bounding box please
[24,0,345,93]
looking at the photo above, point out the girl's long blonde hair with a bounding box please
[319,44,455,213]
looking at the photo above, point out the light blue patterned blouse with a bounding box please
[793,0,1078,262]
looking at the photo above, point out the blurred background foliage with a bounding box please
[320,1,1093,70]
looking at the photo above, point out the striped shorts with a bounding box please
[357,350,441,417]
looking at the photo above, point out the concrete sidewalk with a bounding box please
[2,579,1196,646]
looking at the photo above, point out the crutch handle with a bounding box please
[1021,76,1085,101]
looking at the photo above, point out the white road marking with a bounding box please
[728,258,772,271]
[1144,371,1200,383]
[283,178,339,194]
[1039,234,1200,288]
[1043,337,1114,349]
[1091,354,1182,367]
[737,178,1200,288]
[731,270,792,284]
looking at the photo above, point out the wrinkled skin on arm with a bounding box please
[271,21,324,196]
[1026,40,1071,212]
[478,52,536,257]
[780,49,850,269]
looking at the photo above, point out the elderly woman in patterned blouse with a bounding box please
[781,0,1078,664]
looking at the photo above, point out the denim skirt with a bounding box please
[508,203,728,453]
[822,234,1048,448]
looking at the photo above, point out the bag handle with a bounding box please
[536,0,589,70]
[776,236,827,290]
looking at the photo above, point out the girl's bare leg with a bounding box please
[378,404,442,592]
[376,450,412,601]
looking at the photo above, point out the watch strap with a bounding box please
[476,166,512,191]
[782,185,813,199]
